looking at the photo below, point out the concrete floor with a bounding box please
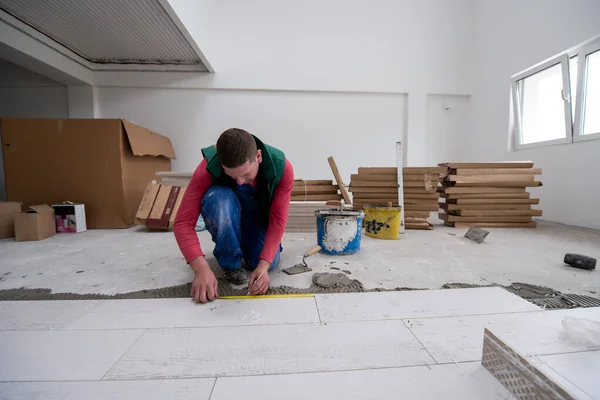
[0,221,599,296]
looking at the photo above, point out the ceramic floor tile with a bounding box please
[315,287,540,323]
[0,329,144,381]
[535,351,600,398]
[527,356,595,400]
[490,309,600,357]
[104,320,434,380]
[210,361,513,400]
[0,379,215,400]
[0,301,104,331]
[408,310,600,364]
[69,298,319,329]
[547,306,600,320]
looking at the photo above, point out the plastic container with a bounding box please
[363,204,402,239]
[315,209,364,255]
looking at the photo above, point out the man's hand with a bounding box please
[189,257,218,303]
[248,260,271,295]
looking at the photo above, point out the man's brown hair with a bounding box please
[216,128,257,168]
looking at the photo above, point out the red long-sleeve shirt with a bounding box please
[174,158,294,265]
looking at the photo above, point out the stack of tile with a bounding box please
[287,180,341,232]
[349,167,445,230]
[437,161,543,228]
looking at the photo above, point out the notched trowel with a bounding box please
[283,245,322,275]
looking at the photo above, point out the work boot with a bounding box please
[224,268,248,285]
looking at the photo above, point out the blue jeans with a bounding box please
[201,185,281,271]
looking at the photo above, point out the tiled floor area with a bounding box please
[488,307,600,399]
[0,288,598,399]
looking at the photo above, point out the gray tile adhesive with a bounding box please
[0,274,598,309]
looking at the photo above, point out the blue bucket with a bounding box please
[315,210,364,255]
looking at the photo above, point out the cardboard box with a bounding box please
[14,204,56,242]
[52,202,87,233]
[135,182,186,230]
[0,201,22,238]
[1,119,176,229]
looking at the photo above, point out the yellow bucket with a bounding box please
[363,204,402,239]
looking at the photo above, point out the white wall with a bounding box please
[420,94,470,166]
[97,87,406,183]
[166,0,474,95]
[0,58,69,118]
[0,58,69,201]
[94,0,475,181]
[466,0,600,229]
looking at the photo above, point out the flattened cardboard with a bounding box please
[0,201,21,238]
[1,118,175,229]
[15,204,55,242]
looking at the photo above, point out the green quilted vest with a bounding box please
[201,135,286,228]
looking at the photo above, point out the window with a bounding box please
[570,56,577,119]
[575,46,600,140]
[511,36,600,149]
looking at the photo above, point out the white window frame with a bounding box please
[511,54,573,150]
[573,39,600,142]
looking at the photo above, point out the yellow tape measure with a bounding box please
[220,293,314,300]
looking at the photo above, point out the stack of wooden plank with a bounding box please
[349,167,446,230]
[285,202,323,232]
[291,179,341,202]
[437,161,543,228]
[287,179,341,232]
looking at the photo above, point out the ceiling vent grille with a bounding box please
[0,0,206,68]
